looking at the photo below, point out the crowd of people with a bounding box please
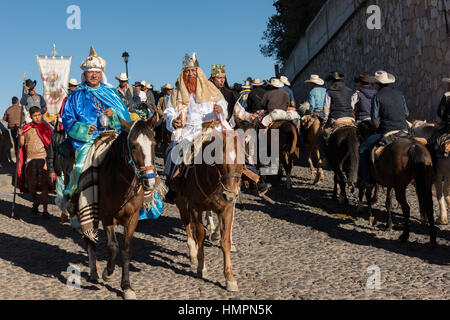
[2,46,450,240]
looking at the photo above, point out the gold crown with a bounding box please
[211,64,226,77]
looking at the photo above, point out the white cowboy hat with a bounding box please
[371,70,396,84]
[115,73,130,81]
[252,78,265,86]
[442,78,450,83]
[162,83,174,90]
[270,78,284,88]
[146,83,152,89]
[304,74,324,86]
[68,78,80,86]
[242,80,252,89]
[140,80,148,87]
[280,76,291,86]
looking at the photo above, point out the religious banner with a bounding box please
[36,55,72,116]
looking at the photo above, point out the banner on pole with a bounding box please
[36,56,72,116]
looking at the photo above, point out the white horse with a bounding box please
[412,120,449,225]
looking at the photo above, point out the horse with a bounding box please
[173,130,243,291]
[71,116,158,300]
[411,121,449,225]
[361,134,436,245]
[234,118,298,189]
[299,114,323,184]
[324,124,360,205]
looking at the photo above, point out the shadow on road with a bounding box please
[242,182,450,266]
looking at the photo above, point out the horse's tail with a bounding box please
[347,128,360,187]
[409,143,434,221]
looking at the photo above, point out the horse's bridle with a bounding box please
[126,121,156,182]
[194,164,242,206]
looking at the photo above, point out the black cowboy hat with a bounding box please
[25,79,37,90]
[325,72,345,82]
[354,73,371,84]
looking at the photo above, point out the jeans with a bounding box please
[359,133,383,182]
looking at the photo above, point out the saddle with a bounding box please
[326,117,357,139]
[370,130,410,164]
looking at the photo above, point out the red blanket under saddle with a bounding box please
[17,122,53,193]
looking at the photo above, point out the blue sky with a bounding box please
[0,0,277,115]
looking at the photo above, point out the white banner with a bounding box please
[37,56,72,116]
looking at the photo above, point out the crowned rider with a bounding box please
[61,46,131,242]
[163,53,230,203]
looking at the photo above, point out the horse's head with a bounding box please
[216,131,244,203]
[119,117,157,192]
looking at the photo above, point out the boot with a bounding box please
[164,189,177,204]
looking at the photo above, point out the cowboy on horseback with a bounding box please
[428,77,450,154]
[163,53,230,204]
[321,71,357,140]
[61,46,131,242]
[358,71,410,186]
[210,64,270,195]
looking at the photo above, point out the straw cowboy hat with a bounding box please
[115,73,130,81]
[146,83,153,89]
[325,71,345,82]
[242,80,252,89]
[252,78,265,86]
[371,70,396,84]
[68,78,81,86]
[305,74,324,86]
[269,78,284,88]
[162,83,174,90]
[280,76,291,86]
[140,80,148,87]
[443,78,450,83]
[354,73,371,84]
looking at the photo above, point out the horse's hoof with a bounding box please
[88,273,99,283]
[384,226,393,232]
[230,245,237,253]
[399,234,409,243]
[197,267,208,279]
[369,216,376,226]
[435,218,448,225]
[226,281,239,292]
[123,289,137,300]
[102,268,114,282]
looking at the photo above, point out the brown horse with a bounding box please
[325,125,360,204]
[174,130,243,291]
[363,137,436,245]
[75,116,158,300]
[299,115,323,184]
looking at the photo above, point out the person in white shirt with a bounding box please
[163,53,228,203]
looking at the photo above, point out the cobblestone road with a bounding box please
[0,159,448,300]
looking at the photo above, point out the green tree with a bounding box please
[261,0,326,65]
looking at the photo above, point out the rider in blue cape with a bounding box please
[61,47,131,220]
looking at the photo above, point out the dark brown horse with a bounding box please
[75,116,158,300]
[325,125,360,204]
[174,130,243,291]
[234,119,298,189]
[362,136,436,245]
[299,115,323,184]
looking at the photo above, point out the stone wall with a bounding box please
[286,0,450,121]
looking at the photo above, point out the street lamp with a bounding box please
[122,51,129,78]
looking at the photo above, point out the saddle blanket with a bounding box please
[77,131,117,242]
[370,130,410,164]
[261,109,300,127]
